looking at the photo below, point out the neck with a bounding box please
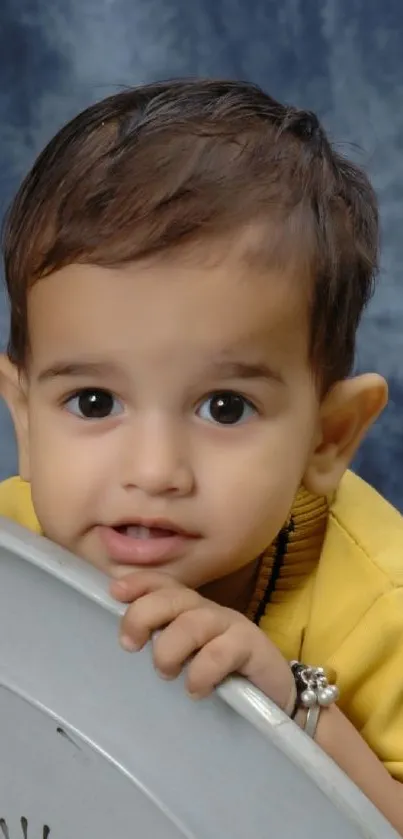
[199,558,260,614]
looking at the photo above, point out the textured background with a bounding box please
[0,0,402,508]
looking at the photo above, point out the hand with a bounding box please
[110,571,294,708]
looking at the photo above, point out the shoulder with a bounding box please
[303,470,403,663]
[0,476,41,532]
[317,477,403,781]
[329,470,403,588]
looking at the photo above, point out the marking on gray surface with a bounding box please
[0,818,50,838]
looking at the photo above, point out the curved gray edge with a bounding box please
[0,680,197,839]
[0,516,399,839]
[0,515,126,617]
[216,678,398,838]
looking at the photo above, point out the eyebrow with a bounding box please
[36,358,283,385]
[36,361,122,383]
[203,359,284,384]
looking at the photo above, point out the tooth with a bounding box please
[139,526,151,539]
[126,526,151,539]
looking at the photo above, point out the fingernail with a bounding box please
[120,635,139,652]
[186,690,203,700]
[156,670,175,681]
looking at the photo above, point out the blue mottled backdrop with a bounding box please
[0,0,402,508]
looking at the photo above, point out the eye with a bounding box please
[197,391,257,425]
[64,388,124,419]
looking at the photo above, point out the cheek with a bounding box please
[27,417,106,536]
[200,422,313,545]
[207,467,298,549]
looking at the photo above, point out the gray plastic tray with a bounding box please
[0,516,398,838]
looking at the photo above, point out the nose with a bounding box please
[121,415,195,498]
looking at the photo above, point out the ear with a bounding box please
[0,354,30,480]
[303,373,388,497]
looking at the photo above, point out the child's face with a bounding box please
[22,245,321,592]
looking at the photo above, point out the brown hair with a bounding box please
[2,79,378,390]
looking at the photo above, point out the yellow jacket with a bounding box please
[0,470,402,780]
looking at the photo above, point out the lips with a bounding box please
[98,518,198,566]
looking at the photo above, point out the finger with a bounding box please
[185,622,253,698]
[120,587,203,651]
[152,607,230,679]
[188,621,292,709]
[110,570,180,603]
[240,638,293,709]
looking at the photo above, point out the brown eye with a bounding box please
[197,392,256,425]
[65,388,122,419]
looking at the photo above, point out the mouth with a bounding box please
[98,518,199,567]
[114,518,193,539]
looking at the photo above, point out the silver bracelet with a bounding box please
[304,705,321,738]
[289,661,339,738]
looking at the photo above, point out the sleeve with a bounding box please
[0,476,41,532]
[326,587,403,782]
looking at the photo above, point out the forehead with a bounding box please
[27,249,310,370]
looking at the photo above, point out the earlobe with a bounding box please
[303,374,388,497]
[0,354,30,480]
